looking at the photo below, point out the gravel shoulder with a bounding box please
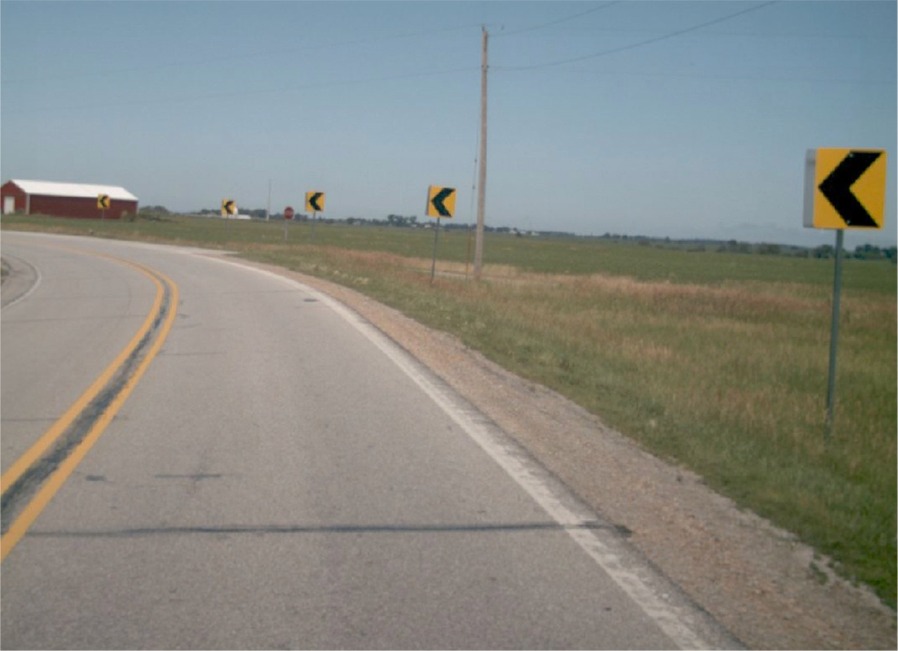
[239,258,896,650]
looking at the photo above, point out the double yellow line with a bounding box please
[1,251,179,561]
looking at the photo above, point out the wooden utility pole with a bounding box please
[474,26,488,280]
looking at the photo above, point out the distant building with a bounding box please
[1,179,139,220]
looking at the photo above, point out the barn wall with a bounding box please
[109,199,138,220]
[0,182,27,214]
[28,195,138,220]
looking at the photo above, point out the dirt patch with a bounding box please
[238,257,896,650]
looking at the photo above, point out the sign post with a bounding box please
[825,228,845,436]
[305,192,325,244]
[97,194,110,220]
[426,185,456,284]
[221,198,237,238]
[284,205,294,242]
[803,148,887,437]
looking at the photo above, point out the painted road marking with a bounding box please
[0,249,179,562]
[0,250,162,494]
[206,255,732,650]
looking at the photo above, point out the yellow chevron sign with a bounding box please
[305,191,325,213]
[221,199,237,216]
[804,148,887,229]
[426,186,456,218]
[97,194,111,209]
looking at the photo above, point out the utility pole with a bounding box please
[474,26,488,280]
[266,179,271,221]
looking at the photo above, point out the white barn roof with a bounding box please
[11,180,138,202]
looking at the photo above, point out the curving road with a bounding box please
[1,232,735,649]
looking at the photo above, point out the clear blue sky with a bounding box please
[2,1,895,248]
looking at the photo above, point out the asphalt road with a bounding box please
[1,232,734,649]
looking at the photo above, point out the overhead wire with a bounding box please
[491,2,621,38]
[1,21,484,85]
[493,1,779,72]
[5,1,886,116]
[4,3,629,113]
[0,2,614,88]
[1,64,481,115]
[558,66,896,86]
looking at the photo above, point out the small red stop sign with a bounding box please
[284,206,295,220]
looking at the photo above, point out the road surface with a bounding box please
[1,232,735,649]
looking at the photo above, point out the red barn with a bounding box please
[1,179,139,220]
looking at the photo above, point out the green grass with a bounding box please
[4,213,896,606]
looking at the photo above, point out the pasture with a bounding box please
[3,213,895,606]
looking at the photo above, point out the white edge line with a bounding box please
[204,255,728,650]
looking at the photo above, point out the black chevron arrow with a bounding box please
[818,151,881,227]
[309,192,323,212]
[431,187,454,217]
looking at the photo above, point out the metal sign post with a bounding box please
[430,217,441,284]
[283,206,294,242]
[825,229,845,439]
[221,199,237,238]
[803,147,887,438]
[97,194,110,220]
[426,185,457,284]
[305,192,325,245]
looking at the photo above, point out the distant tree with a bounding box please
[853,244,884,260]
[813,245,834,259]
[139,205,172,221]
[717,240,750,254]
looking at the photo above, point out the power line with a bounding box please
[558,67,896,86]
[493,1,779,72]
[2,3,624,87]
[492,2,620,38]
[551,26,893,42]
[2,65,480,115]
[1,22,483,85]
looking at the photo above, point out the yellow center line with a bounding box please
[0,252,162,495]
[1,251,180,562]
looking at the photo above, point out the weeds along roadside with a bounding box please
[3,215,896,607]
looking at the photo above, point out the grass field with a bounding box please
[3,214,895,606]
